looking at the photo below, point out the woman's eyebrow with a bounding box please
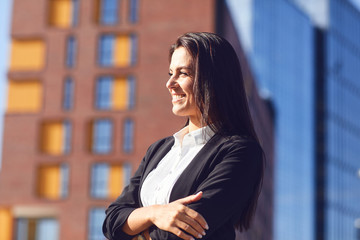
[169,66,192,71]
[177,66,192,71]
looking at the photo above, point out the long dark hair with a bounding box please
[170,32,264,231]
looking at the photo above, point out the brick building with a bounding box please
[0,0,273,239]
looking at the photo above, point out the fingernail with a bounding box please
[198,234,203,238]
[205,224,209,230]
[190,238,195,240]
[202,231,206,235]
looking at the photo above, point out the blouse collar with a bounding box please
[173,125,215,146]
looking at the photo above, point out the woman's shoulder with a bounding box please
[217,134,258,146]
[215,134,262,155]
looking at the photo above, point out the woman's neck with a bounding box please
[188,116,203,132]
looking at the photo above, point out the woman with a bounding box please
[103,32,264,240]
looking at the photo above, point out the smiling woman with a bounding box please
[102,32,264,240]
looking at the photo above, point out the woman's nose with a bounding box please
[166,76,178,89]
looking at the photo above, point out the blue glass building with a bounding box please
[251,0,316,239]
[321,0,360,239]
[245,0,360,239]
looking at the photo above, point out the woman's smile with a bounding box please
[171,93,186,103]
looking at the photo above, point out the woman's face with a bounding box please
[167,47,199,120]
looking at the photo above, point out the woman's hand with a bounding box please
[149,192,208,240]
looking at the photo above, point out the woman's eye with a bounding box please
[180,72,189,76]
[168,72,173,76]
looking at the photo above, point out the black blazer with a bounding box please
[103,133,263,240]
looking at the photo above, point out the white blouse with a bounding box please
[140,126,215,207]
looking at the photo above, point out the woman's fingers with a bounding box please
[167,205,207,239]
[168,224,198,240]
[176,191,203,205]
[150,193,209,240]
[183,206,208,230]
[177,214,206,238]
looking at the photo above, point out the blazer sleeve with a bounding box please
[149,138,263,240]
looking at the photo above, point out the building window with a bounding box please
[128,0,139,23]
[0,208,12,240]
[129,34,137,66]
[96,0,119,25]
[95,75,135,110]
[91,163,131,199]
[10,39,45,71]
[91,119,113,154]
[40,120,72,155]
[37,164,69,200]
[98,34,137,67]
[123,118,134,153]
[15,218,59,240]
[88,208,106,240]
[66,36,77,68]
[49,0,79,28]
[7,80,43,113]
[63,77,74,110]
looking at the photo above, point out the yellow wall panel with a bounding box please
[0,208,12,240]
[10,40,45,71]
[114,35,130,66]
[38,166,60,199]
[7,81,42,113]
[113,78,127,110]
[49,0,72,28]
[108,165,123,199]
[41,122,64,155]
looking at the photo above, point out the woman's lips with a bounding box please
[172,94,186,103]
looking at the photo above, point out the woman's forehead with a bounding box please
[170,47,193,70]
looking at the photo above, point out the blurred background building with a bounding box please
[0,0,274,240]
[227,0,360,239]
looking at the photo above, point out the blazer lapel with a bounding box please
[169,134,226,202]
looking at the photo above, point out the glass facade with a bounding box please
[123,118,134,153]
[130,34,138,66]
[98,33,137,67]
[71,0,79,27]
[92,119,113,154]
[252,0,316,239]
[90,163,132,199]
[98,34,114,67]
[15,218,59,240]
[66,36,76,68]
[91,163,109,198]
[323,0,360,239]
[95,75,136,110]
[129,0,139,23]
[88,208,106,240]
[63,77,74,110]
[99,0,119,25]
[96,76,113,109]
